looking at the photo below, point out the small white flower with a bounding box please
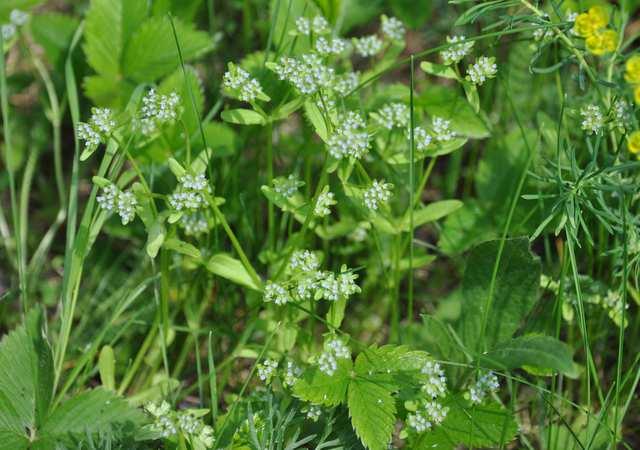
[272,54,335,95]
[580,104,604,135]
[412,126,433,151]
[381,16,405,42]
[440,35,474,65]
[9,9,29,26]
[425,401,449,425]
[257,358,279,383]
[264,281,291,305]
[296,272,320,300]
[372,102,409,130]
[312,15,330,34]
[432,117,455,142]
[353,35,383,57]
[612,98,629,131]
[421,360,448,398]
[468,371,499,404]
[325,337,350,359]
[337,271,360,298]
[117,190,137,225]
[295,17,310,35]
[305,404,322,421]
[290,250,320,272]
[283,361,303,387]
[467,56,498,85]
[97,184,119,212]
[1,24,16,40]
[318,272,340,301]
[407,411,432,433]
[223,63,265,103]
[318,351,338,375]
[314,191,336,217]
[169,174,210,212]
[334,71,359,97]
[315,36,348,55]
[139,89,181,135]
[180,212,208,236]
[363,179,392,211]
[327,111,370,159]
[273,174,304,197]
[77,108,116,152]
[77,122,101,151]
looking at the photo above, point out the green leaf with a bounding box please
[123,16,212,82]
[221,108,266,125]
[0,310,53,434]
[0,0,42,22]
[98,345,116,390]
[0,430,28,450]
[419,315,465,363]
[348,377,396,450]
[304,100,330,142]
[40,388,145,439]
[163,237,201,259]
[399,200,463,232]
[438,199,497,255]
[480,335,578,378]
[30,13,79,68]
[293,358,352,406]
[83,0,148,77]
[205,253,261,291]
[457,238,542,352]
[197,122,238,158]
[413,397,518,448]
[420,61,458,80]
[390,0,432,28]
[145,219,166,258]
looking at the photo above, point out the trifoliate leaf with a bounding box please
[293,358,352,406]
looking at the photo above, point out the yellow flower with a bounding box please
[573,5,609,37]
[585,29,617,56]
[627,131,640,154]
[624,55,640,84]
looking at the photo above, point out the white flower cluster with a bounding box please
[468,371,500,404]
[97,184,137,225]
[179,212,208,236]
[381,15,405,42]
[467,56,498,85]
[372,102,409,130]
[305,404,322,421]
[77,107,116,152]
[407,360,450,434]
[327,111,371,159]
[421,360,448,399]
[145,401,215,448]
[1,9,29,41]
[314,190,336,217]
[169,174,211,212]
[603,290,629,325]
[264,281,291,305]
[432,117,455,142]
[353,35,383,57]
[334,72,359,97]
[407,401,449,433]
[440,35,475,65]
[283,361,303,387]
[580,104,604,135]
[273,174,304,197]
[318,337,351,376]
[412,126,433,151]
[290,249,320,272]
[316,36,348,55]
[257,358,279,383]
[363,179,392,211]
[139,89,181,135]
[223,64,265,103]
[272,54,335,95]
[295,16,330,35]
[612,99,630,131]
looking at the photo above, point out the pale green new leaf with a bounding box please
[206,253,261,291]
[221,108,266,126]
[123,16,212,82]
[293,358,352,406]
[480,334,578,378]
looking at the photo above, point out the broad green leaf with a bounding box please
[123,16,212,82]
[163,238,201,259]
[399,200,463,232]
[420,61,458,80]
[196,122,238,158]
[83,0,148,77]
[480,335,578,378]
[40,388,145,438]
[98,346,116,390]
[206,253,261,291]
[348,377,396,450]
[30,13,79,68]
[293,358,352,406]
[457,238,542,352]
[417,85,490,139]
[145,219,166,258]
[221,108,266,126]
[0,310,53,434]
[413,397,518,448]
[83,74,131,108]
[0,430,28,450]
[438,199,497,255]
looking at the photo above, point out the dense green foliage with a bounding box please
[1,0,639,449]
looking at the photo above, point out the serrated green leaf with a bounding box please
[457,238,542,352]
[205,253,261,291]
[480,335,578,378]
[123,16,212,82]
[293,358,352,406]
[348,377,396,450]
[221,108,266,125]
[83,0,148,77]
[0,430,28,450]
